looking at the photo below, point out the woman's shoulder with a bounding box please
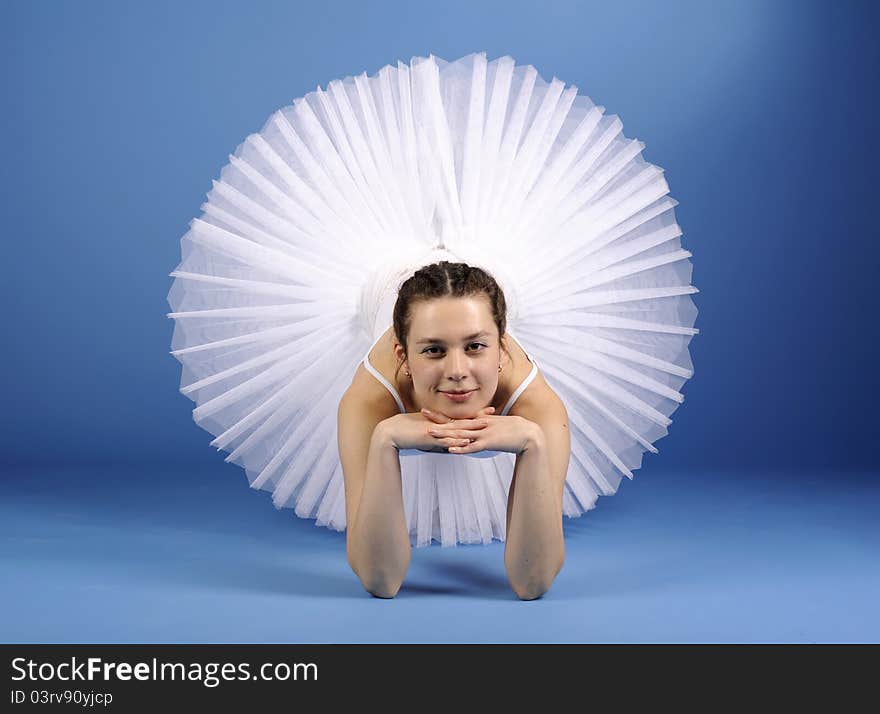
[501,334,563,420]
[342,332,402,418]
[505,367,566,424]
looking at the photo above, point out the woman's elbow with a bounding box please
[508,555,564,601]
[352,562,408,598]
[360,573,405,598]
[347,546,410,599]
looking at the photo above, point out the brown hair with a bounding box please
[392,261,512,380]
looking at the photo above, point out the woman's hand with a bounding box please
[422,408,539,455]
[379,405,495,453]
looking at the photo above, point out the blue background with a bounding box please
[1,0,877,643]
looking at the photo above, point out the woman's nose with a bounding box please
[446,350,467,379]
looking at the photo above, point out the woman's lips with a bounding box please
[441,389,476,402]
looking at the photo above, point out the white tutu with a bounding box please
[166,51,699,547]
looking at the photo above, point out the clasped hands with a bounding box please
[383,403,537,455]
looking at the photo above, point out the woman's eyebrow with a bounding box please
[415,331,490,345]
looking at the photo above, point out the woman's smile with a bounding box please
[440,388,477,402]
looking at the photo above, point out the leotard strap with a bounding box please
[362,331,407,414]
[499,328,539,415]
[499,356,538,416]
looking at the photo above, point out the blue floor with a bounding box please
[2,464,877,643]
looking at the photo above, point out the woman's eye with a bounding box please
[422,343,486,356]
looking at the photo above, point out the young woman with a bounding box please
[167,53,699,603]
[338,261,571,600]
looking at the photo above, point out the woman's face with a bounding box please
[396,295,506,417]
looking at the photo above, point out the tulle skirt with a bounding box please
[166,52,699,547]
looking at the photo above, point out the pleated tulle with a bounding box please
[167,51,699,547]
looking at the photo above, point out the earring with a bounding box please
[404,369,411,378]
[498,364,502,373]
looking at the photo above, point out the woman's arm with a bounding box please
[338,395,411,599]
[503,424,566,599]
[422,394,570,600]
[339,391,489,597]
[504,395,570,600]
[348,421,412,598]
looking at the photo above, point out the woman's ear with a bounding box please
[393,341,407,369]
[499,333,511,368]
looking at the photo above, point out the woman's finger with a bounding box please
[422,407,495,423]
[434,434,474,445]
[420,408,451,424]
[429,426,485,439]
[449,439,479,453]
[436,436,472,447]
